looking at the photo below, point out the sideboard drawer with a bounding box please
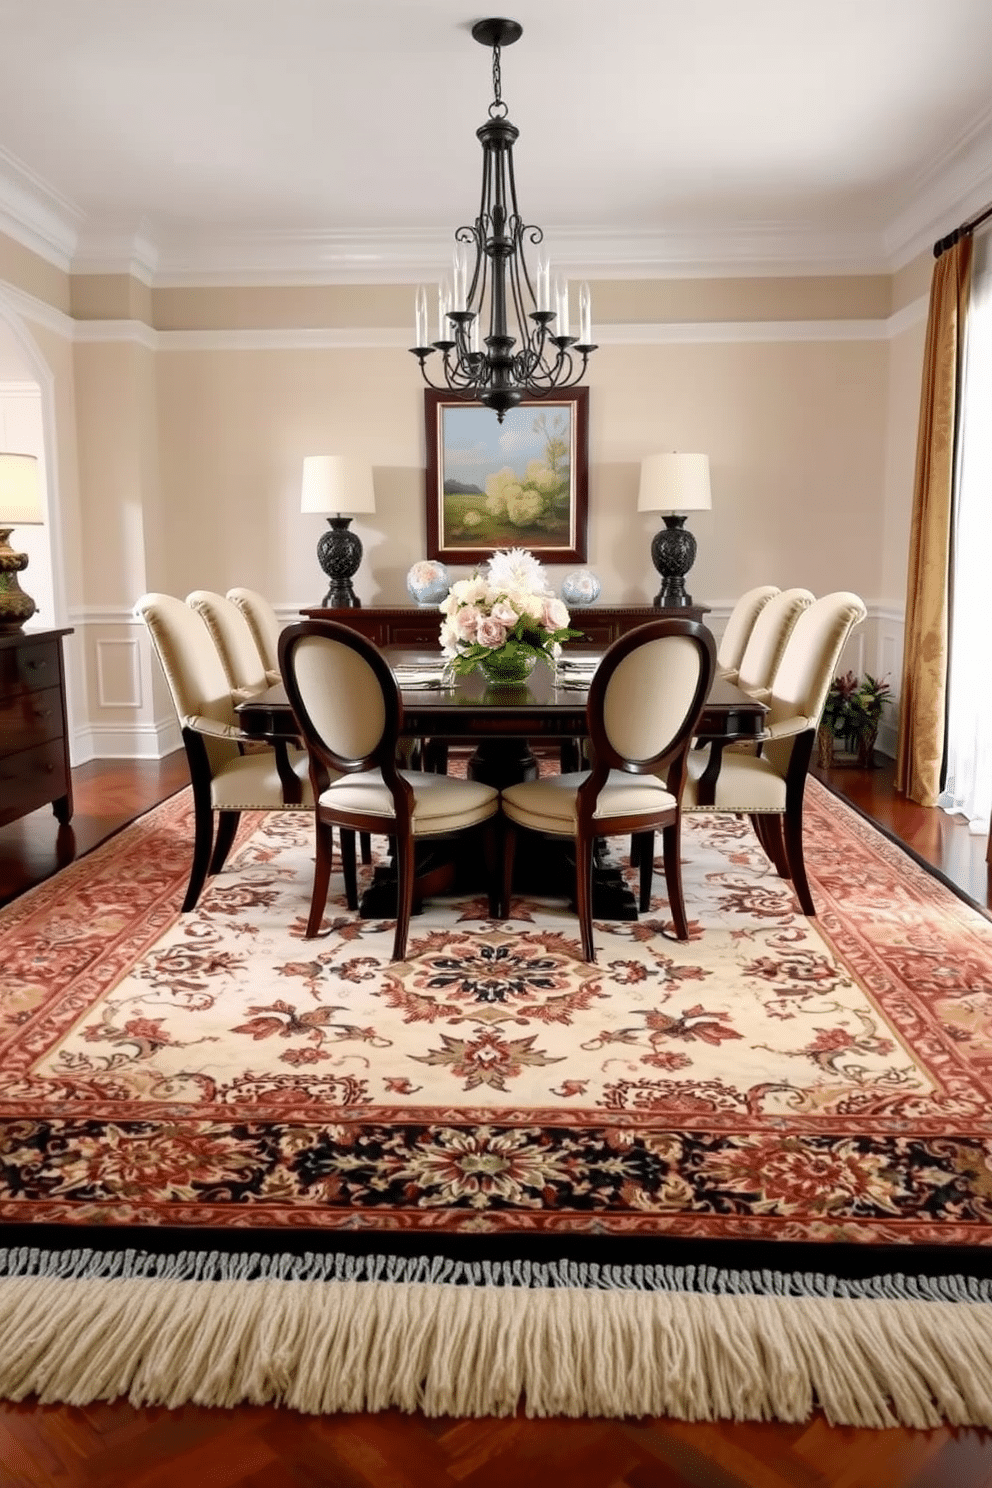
[0,685,65,754]
[0,737,69,819]
[0,639,61,698]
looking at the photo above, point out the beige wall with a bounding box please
[0,244,930,758]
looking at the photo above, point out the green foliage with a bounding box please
[821,671,891,748]
[448,616,583,676]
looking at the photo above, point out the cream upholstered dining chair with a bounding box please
[279,619,500,962]
[682,590,867,916]
[136,593,313,912]
[187,590,272,700]
[717,585,780,680]
[499,618,716,963]
[734,586,814,697]
[226,587,282,680]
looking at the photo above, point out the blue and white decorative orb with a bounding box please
[560,569,601,607]
[406,559,450,607]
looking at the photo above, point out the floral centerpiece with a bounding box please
[439,548,582,684]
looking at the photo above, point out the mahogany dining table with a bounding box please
[236,649,767,919]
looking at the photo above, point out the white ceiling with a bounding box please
[1,0,991,282]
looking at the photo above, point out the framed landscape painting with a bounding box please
[424,387,589,565]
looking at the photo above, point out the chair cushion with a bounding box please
[501,770,677,835]
[319,770,498,834]
[682,749,787,812]
[211,747,314,810]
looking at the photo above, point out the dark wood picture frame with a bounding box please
[424,388,589,565]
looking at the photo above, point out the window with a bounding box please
[939,227,992,832]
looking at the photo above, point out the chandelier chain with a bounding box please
[488,44,508,119]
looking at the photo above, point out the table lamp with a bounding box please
[637,452,711,607]
[301,456,376,608]
[0,452,44,632]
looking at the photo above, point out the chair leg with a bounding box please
[339,828,359,911]
[481,817,500,919]
[306,820,335,937]
[629,833,641,868]
[661,819,689,940]
[209,810,240,876]
[575,831,597,963]
[392,830,416,962]
[636,830,655,911]
[783,805,816,916]
[182,793,215,913]
[750,813,790,878]
[499,820,517,920]
[360,832,372,865]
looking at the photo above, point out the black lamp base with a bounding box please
[317,515,364,608]
[650,515,697,608]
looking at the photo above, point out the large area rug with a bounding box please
[3,779,992,1426]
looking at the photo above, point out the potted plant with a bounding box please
[818,671,891,767]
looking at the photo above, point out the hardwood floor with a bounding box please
[1,750,991,1486]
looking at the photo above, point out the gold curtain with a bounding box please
[895,236,973,806]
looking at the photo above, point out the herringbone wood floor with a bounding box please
[1,751,990,1487]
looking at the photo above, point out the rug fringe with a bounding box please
[2,1251,992,1425]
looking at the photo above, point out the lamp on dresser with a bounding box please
[300,456,376,608]
[0,452,44,632]
[637,452,711,608]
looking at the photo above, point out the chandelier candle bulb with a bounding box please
[414,286,428,348]
[453,247,470,311]
[438,281,452,342]
[579,283,592,345]
[555,278,569,338]
[536,256,551,312]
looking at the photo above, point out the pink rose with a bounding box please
[477,616,508,648]
[491,600,519,625]
[453,604,481,642]
[542,597,570,630]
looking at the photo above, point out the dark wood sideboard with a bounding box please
[299,604,710,647]
[0,627,73,830]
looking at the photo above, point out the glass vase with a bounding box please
[478,650,538,685]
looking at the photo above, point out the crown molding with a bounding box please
[0,146,80,271]
[0,276,929,351]
[886,106,992,268]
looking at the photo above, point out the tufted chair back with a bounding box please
[187,590,270,699]
[736,587,815,695]
[226,587,282,676]
[717,585,781,677]
[136,592,240,775]
[760,591,868,778]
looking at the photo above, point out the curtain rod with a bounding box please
[933,201,992,258]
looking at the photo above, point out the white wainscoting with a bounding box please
[69,602,906,763]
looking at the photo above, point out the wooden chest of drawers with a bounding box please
[0,627,73,830]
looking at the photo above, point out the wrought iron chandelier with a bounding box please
[410,17,596,422]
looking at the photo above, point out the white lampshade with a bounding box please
[300,456,376,516]
[0,453,43,525]
[637,453,711,514]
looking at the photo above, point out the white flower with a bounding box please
[439,617,460,653]
[506,489,544,526]
[485,491,507,518]
[463,509,482,527]
[542,596,570,630]
[490,600,519,626]
[453,604,481,642]
[486,548,548,597]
